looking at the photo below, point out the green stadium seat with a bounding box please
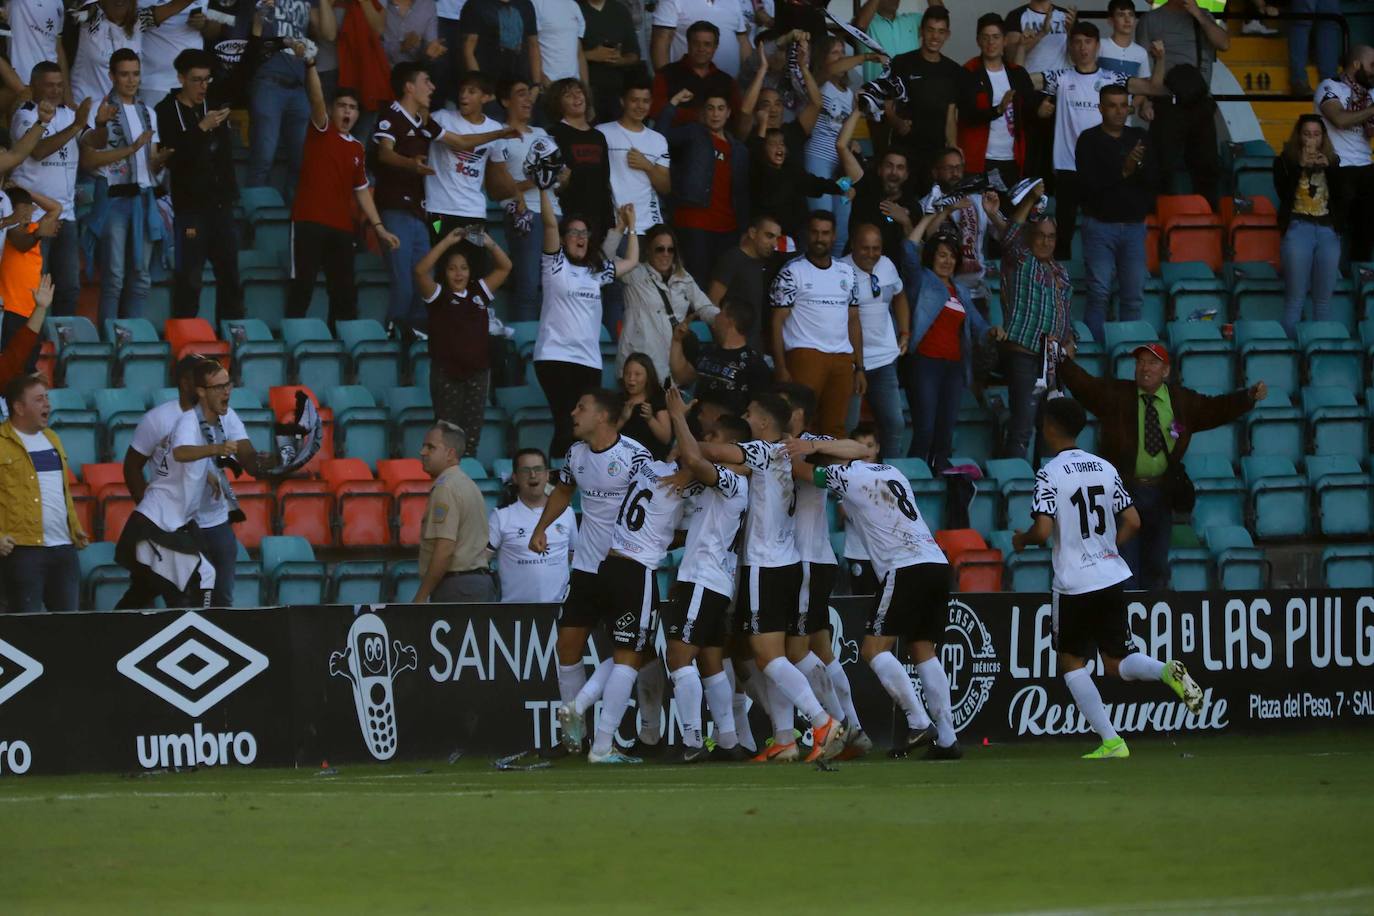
[93,388,151,462]
[1234,320,1297,393]
[329,560,386,604]
[228,388,275,455]
[384,387,435,459]
[48,388,100,471]
[222,318,288,397]
[259,535,326,605]
[252,218,290,255]
[1183,452,1245,531]
[1306,455,1373,537]
[1244,386,1303,466]
[1104,320,1160,379]
[986,458,1035,530]
[1168,548,1211,590]
[321,386,389,467]
[106,318,169,389]
[237,247,286,281]
[281,318,346,393]
[1303,386,1368,457]
[1187,386,1241,463]
[1168,320,1234,390]
[1322,545,1374,588]
[336,319,402,391]
[409,339,430,389]
[242,279,290,332]
[233,543,264,608]
[953,401,997,466]
[356,282,390,325]
[78,541,130,610]
[1241,455,1309,538]
[987,530,1052,592]
[1202,526,1268,589]
[1298,323,1363,395]
[477,405,509,470]
[384,560,421,602]
[510,320,540,359]
[44,316,114,391]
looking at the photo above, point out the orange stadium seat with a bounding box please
[935,529,1004,593]
[320,459,392,547]
[277,478,333,547]
[164,318,232,369]
[1158,195,1223,272]
[232,478,276,549]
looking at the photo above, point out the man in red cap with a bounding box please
[1052,338,1266,590]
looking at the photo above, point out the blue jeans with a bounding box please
[1288,0,1340,84]
[1120,481,1171,590]
[1,545,80,612]
[1081,217,1147,347]
[40,219,81,316]
[199,521,239,608]
[506,208,544,323]
[847,360,904,460]
[381,210,432,331]
[906,354,964,470]
[1280,219,1339,338]
[247,77,310,192]
[1001,348,1042,460]
[98,196,153,328]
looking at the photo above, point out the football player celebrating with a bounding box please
[1013,397,1203,759]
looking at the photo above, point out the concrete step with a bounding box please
[1223,62,1319,95]
[1222,34,1291,61]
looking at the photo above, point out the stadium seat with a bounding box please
[336,320,402,391]
[277,479,334,547]
[985,458,1035,530]
[934,529,1003,592]
[1306,455,1374,537]
[378,458,429,489]
[1220,197,1280,268]
[1202,526,1268,589]
[509,321,540,359]
[1167,320,1234,390]
[329,560,386,604]
[1158,195,1223,271]
[69,477,95,541]
[986,530,1052,592]
[237,247,286,281]
[239,185,286,219]
[270,385,334,473]
[409,339,430,390]
[1182,452,1245,531]
[93,389,150,463]
[106,318,169,390]
[320,458,392,547]
[1241,456,1309,539]
[494,385,555,454]
[1159,261,1228,322]
[385,560,421,602]
[44,316,114,391]
[221,319,288,397]
[1168,548,1211,591]
[1243,386,1304,465]
[242,279,290,331]
[230,542,264,608]
[1303,386,1368,458]
[355,281,390,325]
[384,387,435,460]
[1322,545,1374,588]
[477,405,510,470]
[1234,320,1298,393]
[82,462,135,543]
[1104,321,1160,379]
[78,540,129,610]
[259,535,326,605]
[164,318,232,368]
[280,319,346,393]
[1186,386,1241,463]
[322,386,389,467]
[48,388,100,472]
[890,458,945,532]
[228,388,275,455]
[1298,323,1363,395]
[953,400,997,466]
[230,478,275,549]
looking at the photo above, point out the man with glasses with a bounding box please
[414,421,496,603]
[487,448,576,604]
[156,49,242,321]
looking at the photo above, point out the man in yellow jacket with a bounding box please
[0,373,88,612]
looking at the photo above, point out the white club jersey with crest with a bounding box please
[489,500,578,603]
[819,461,946,580]
[1031,447,1134,595]
[737,439,800,568]
[609,460,688,569]
[793,432,837,564]
[676,465,749,598]
[557,435,652,574]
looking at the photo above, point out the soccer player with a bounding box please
[660,388,751,763]
[530,390,651,755]
[796,430,959,759]
[1013,397,1203,759]
[775,382,873,759]
[696,392,846,763]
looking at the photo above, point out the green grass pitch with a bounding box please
[3,733,1372,914]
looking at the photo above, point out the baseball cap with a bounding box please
[1131,343,1170,365]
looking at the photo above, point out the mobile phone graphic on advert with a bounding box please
[329,612,416,760]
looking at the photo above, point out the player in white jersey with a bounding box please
[1013,398,1203,760]
[803,427,962,759]
[488,448,577,604]
[775,382,872,759]
[530,389,651,758]
[659,390,751,763]
[697,392,846,763]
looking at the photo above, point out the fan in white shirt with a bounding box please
[650,0,750,78]
[6,0,68,92]
[70,0,202,106]
[426,81,515,222]
[596,83,670,229]
[1013,397,1203,760]
[488,449,577,603]
[529,0,587,82]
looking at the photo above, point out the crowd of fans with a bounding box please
[0,0,1371,610]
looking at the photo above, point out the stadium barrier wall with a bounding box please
[1,590,1371,776]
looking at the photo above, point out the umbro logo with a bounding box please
[117,612,269,717]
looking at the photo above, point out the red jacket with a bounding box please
[957,56,1034,173]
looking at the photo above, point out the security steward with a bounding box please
[413,421,496,602]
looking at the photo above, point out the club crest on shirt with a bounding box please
[606,459,623,477]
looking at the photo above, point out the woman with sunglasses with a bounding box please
[901,208,1006,471]
[415,226,513,457]
[615,223,716,381]
[1273,114,1346,339]
[533,190,641,456]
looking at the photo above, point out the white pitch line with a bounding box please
[1001,886,1374,915]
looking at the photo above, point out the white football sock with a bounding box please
[1118,652,1166,682]
[636,659,667,745]
[798,652,844,721]
[670,665,704,748]
[916,657,957,747]
[870,651,931,730]
[592,664,639,756]
[732,689,755,752]
[1065,667,1118,742]
[827,659,862,731]
[573,659,613,715]
[763,657,827,724]
[556,662,586,707]
[702,671,738,748]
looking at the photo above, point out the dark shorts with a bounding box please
[737,563,803,636]
[665,581,731,648]
[794,561,838,636]
[558,567,607,630]
[1053,583,1135,661]
[600,555,658,652]
[845,557,880,596]
[867,562,950,644]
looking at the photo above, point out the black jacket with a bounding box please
[155,95,238,210]
[1272,153,1346,233]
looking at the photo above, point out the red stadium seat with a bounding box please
[100,488,136,543]
[270,385,334,474]
[394,480,431,546]
[164,318,231,369]
[232,479,276,549]
[934,529,1004,593]
[69,480,95,541]
[378,458,429,491]
[278,478,333,547]
[1221,197,1281,269]
[1157,195,1223,272]
[320,457,374,489]
[319,458,392,546]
